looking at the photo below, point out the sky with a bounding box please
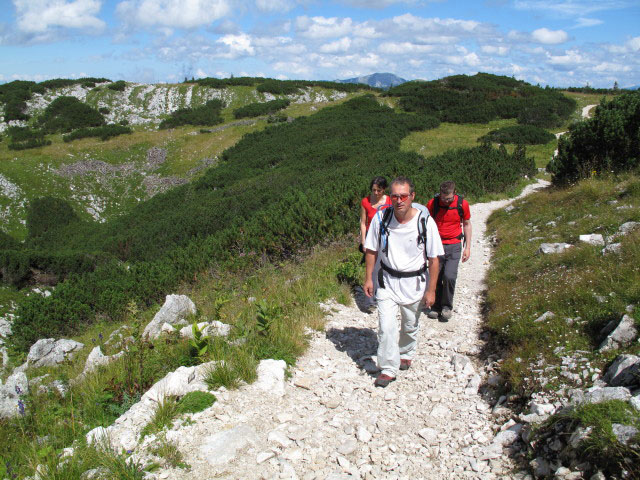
[0,0,638,88]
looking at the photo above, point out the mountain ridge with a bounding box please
[336,72,407,89]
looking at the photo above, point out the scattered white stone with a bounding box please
[579,234,604,246]
[538,243,573,255]
[534,311,555,323]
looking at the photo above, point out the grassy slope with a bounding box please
[399,91,609,170]
[486,173,640,476]
[0,85,361,240]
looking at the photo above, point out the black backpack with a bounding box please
[431,193,464,221]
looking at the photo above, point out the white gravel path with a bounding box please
[145,180,549,480]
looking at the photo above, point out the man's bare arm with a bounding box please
[422,256,439,307]
[363,249,378,297]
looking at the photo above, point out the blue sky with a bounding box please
[1,0,638,88]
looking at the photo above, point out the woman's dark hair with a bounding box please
[370,176,388,190]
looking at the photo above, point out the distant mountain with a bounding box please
[336,72,407,90]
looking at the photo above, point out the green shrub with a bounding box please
[0,230,20,250]
[107,80,126,91]
[233,99,290,118]
[479,125,555,145]
[38,96,105,134]
[159,99,224,129]
[388,73,575,126]
[62,124,132,142]
[176,391,216,414]
[26,197,80,240]
[6,126,50,150]
[548,92,640,184]
[336,252,365,286]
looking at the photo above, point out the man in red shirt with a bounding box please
[426,181,472,321]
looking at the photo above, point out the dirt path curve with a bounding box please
[150,180,550,480]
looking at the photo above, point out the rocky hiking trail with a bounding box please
[146,180,550,480]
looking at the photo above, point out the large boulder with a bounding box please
[143,294,196,340]
[576,386,632,405]
[579,234,604,246]
[603,354,640,388]
[599,314,638,351]
[27,338,84,367]
[0,371,28,418]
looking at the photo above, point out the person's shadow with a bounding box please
[352,285,375,313]
[326,325,380,377]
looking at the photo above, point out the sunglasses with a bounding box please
[390,193,410,202]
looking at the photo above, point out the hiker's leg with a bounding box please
[376,287,400,377]
[433,253,446,311]
[440,243,462,310]
[399,299,421,360]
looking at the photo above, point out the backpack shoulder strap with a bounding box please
[378,206,394,255]
[432,194,440,219]
[456,195,465,221]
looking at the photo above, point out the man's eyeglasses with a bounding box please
[390,193,410,202]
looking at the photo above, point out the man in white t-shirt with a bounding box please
[363,176,444,387]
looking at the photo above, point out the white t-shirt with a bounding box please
[365,208,444,304]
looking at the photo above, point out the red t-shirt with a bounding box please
[361,195,391,230]
[426,195,471,244]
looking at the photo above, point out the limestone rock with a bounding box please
[602,243,622,255]
[579,234,604,246]
[619,221,640,235]
[603,354,640,388]
[27,338,84,367]
[81,346,124,377]
[612,424,638,445]
[538,243,573,255]
[0,371,28,418]
[199,424,258,465]
[598,315,638,351]
[254,359,286,397]
[534,311,555,323]
[143,294,196,340]
[580,386,631,405]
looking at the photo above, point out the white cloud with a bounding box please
[255,0,296,13]
[481,45,509,56]
[572,17,603,28]
[13,0,105,33]
[295,16,354,39]
[546,49,586,65]
[513,0,631,17]
[593,62,631,73]
[319,37,352,53]
[116,0,231,29]
[337,0,428,6]
[216,33,255,58]
[531,28,568,44]
[378,41,436,54]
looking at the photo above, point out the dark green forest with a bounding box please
[387,72,576,127]
[2,94,535,351]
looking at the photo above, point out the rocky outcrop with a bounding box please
[598,314,638,352]
[538,243,573,254]
[143,294,197,340]
[27,338,84,367]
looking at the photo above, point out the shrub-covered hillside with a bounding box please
[387,72,576,127]
[3,95,535,351]
[548,91,640,184]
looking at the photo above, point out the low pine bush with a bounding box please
[233,99,290,118]
[62,124,132,142]
[159,99,224,129]
[478,125,555,145]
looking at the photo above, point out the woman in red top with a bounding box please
[360,176,391,248]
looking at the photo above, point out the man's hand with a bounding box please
[422,289,435,308]
[364,278,374,298]
[462,246,471,262]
